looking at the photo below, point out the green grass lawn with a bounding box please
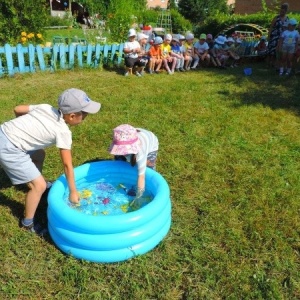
[0,64,300,299]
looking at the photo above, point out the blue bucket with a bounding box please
[244,67,252,76]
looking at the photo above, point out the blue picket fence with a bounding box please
[0,43,125,77]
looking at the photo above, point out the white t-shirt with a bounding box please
[1,104,72,152]
[136,128,159,175]
[124,40,140,58]
[281,29,300,46]
[194,41,209,54]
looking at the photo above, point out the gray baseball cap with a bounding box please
[58,88,101,114]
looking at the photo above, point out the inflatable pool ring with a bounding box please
[47,160,171,263]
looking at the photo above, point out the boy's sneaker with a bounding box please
[124,72,129,77]
[20,219,48,237]
[179,68,185,72]
[135,72,142,77]
[149,70,153,74]
[154,70,160,74]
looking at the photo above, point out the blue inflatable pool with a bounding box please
[47,160,171,263]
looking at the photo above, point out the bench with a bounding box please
[44,26,69,30]
[236,40,267,61]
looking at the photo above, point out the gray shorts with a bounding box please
[147,150,158,170]
[0,128,40,185]
[282,44,296,54]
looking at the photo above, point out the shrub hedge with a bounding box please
[194,12,300,38]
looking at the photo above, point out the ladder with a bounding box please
[156,10,172,33]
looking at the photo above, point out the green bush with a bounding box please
[140,9,159,27]
[171,9,192,34]
[194,11,300,38]
[106,0,140,43]
[44,16,73,27]
[0,0,48,45]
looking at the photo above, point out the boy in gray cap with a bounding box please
[0,88,101,236]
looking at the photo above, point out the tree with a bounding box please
[178,0,228,24]
[106,0,147,43]
[80,0,110,16]
[168,0,178,10]
[80,0,147,17]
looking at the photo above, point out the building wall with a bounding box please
[147,0,168,9]
[234,0,300,14]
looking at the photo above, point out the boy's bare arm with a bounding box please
[59,148,80,204]
[14,105,30,117]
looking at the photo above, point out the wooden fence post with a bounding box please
[28,44,35,72]
[4,44,14,76]
[0,47,4,76]
[69,44,75,69]
[36,45,46,71]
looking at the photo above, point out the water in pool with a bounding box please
[64,180,154,215]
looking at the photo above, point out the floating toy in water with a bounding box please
[117,183,128,192]
[118,184,137,197]
[80,189,92,199]
[48,160,171,263]
[120,203,129,213]
[68,202,81,208]
[127,187,136,197]
[102,197,110,205]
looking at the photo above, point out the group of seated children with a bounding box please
[123,28,248,76]
[124,22,300,76]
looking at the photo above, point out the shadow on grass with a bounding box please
[81,157,113,164]
[0,167,50,242]
[0,191,24,220]
[224,62,300,115]
[0,188,49,224]
[103,64,124,76]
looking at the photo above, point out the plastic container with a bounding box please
[244,67,252,76]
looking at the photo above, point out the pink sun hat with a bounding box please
[109,124,141,155]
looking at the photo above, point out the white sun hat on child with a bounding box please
[154,36,163,45]
[172,36,179,42]
[185,33,194,40]
[137,33,149,41]
[164,34,173,41]
[128,28,137,37]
